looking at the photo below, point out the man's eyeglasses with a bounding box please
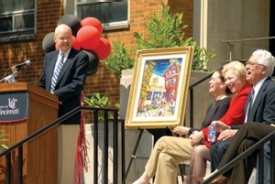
[58,37,71,42]
[245,61,265,67]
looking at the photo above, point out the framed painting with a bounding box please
[125,46,194,129]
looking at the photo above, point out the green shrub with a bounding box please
[104,3,215,76]
[84,93,120,121]
[0,130,8,151]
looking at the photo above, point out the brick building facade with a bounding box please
[0,0,193,108]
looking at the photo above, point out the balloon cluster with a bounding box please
[42,15,112,75]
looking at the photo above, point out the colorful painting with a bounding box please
[125,47,194,129]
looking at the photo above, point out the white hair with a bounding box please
[251,49,275,76]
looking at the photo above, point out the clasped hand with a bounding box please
[171,126,190,136]
[189,131,203,146]
[217,129,237,140]
[212,121,231,132]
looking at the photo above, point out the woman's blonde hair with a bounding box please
[222,60,246,80]
[215,69,232,95]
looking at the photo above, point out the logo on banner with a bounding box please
[0,92,29,123]
[8,98,17,109]
[0,98,19,115]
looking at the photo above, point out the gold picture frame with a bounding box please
[125,47,194,129]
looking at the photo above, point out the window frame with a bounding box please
[74,0,129,31]
[0,0,36,43]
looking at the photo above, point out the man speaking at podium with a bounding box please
[39,24,89,184]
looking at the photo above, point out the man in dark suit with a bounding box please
[206,49,275,184]
[39,24,89,184]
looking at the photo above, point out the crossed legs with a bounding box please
[184,144,210,184]
[133,136,192,184]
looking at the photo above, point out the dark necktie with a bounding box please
[247,88,255,118]
[51,53,65,92]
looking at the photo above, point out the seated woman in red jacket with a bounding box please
[184,61,251,184]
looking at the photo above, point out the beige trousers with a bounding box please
[145,136,193,184]
[58,125,79,184]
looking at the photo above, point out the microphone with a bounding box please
[12,60,31,71]
[14,60,31,68]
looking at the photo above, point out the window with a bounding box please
[0,0,36,42]
[75,0,129,31]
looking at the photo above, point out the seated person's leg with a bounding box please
[183,147,196,184]
[147,128,173,145]
[210,140,231,172]
[256,141,271,184]
[133,136,192,184]
[210,141,219,172]
[189,144,210,183]
[154,152,178,184]
[229,139,257,184]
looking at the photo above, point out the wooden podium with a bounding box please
[0,82,59,184]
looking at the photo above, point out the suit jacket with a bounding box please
[217,78,275,183]
[39,48,89,124]
[246,77,275,124]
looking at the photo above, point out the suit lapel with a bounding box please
[56,49,77,84]
[47,52,59,90]
[248,78,270,120]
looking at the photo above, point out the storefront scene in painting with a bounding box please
[137,58,182,118]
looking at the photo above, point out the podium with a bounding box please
[0,82,59,184]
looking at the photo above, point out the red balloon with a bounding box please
[92,38,111,60]
[77,26,100,50]
[81,17,103,34]
[72,36,81,50]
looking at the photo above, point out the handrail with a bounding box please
[0,106,122,184]
[222,36,275,61]
[222,36,275,44]
[0,106,118,157]
[202,130,275,184]
[0,107,78,157]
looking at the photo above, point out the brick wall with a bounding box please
[0,0,193,109]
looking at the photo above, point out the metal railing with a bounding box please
[202,131,275,184]
[0,106,123,184]
[222,36,275,61]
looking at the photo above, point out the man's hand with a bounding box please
[217,129,238,140]
[214,121,231,132]
[172,126,190,136]
[189,131,203,146]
